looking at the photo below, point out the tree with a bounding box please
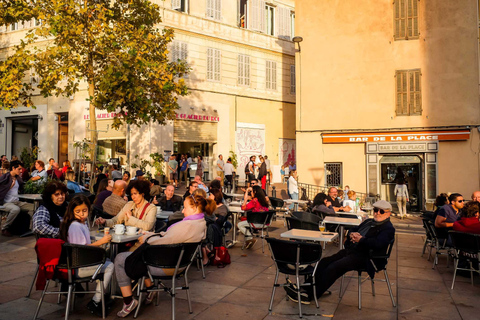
[0,0,189,158]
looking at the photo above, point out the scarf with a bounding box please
[44,202,68,228]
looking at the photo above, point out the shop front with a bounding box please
[322,129,471,210]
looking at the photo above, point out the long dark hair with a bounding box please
[93,178,109,204]
[252,185,268,208]
[59,194,91,242]
[313,193,328,207]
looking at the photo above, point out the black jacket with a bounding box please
[345,218,395,277]
[157,195,183,212]
[0,172,24,205]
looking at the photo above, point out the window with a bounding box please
[237,54,250,86]
[10,22,18,31]
[325,163,342,187]
[171,41,188,62]
[265,60,277,90]
[207,48,221,81]
[238,0,247,28]
[290,65,295,94]
[206,0,221,20]
[172,0,188,13]
[394,0,419,40]
[265,4,275,36]
[34,18,42,27]
[247,0,265,32]
[395,69,422,116]
[290,11,295,38]
[277,6,292,40]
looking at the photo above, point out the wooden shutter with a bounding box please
[277,7,291,40]
[394,0,406,39]
[180,42,188,60]
[244,55,250,86]
[249,0,265,32]
[265,60,271,89]
[215,0,221,20]
[407,0,418,38]
[290,65,295,94]
[410,70,422,114]
[271,61,277,90]
[174,120,217,143]
[214,49,221,81]
[172,0,181,10]
[207,48,213,80]
[206,0,214,18]
[238,55,244,85]
[395,71,408,115]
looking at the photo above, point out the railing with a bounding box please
[298,182,376,205]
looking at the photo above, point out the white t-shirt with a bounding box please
[216,159,225,172]
[32,170,47,184]
[288,176,298,194]
[265,159,271,170]
[4,179,19,203]
[224,163,234,175]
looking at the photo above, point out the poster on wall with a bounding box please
[279,138,296,168]
[235,123,265,181]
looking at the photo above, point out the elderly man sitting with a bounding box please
[285,200,395,303]
[153,185,182,212]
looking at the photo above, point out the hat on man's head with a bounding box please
[373,200,392,211]
[136,170,144,177]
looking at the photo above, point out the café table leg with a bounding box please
[109,243,122,299]
[339,226,345,249]
[232,213,238,244]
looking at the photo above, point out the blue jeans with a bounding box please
[290,192,298,210]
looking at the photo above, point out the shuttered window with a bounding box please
[277,6,292,40]
[171,41,188,62]
[395,69,422,116]
[172,0,188,12]
[207,48,221,82]
[237,54,250,86]
[266,60,277,90]
[86,120,126,140]
[265,4,275,36]
[394,0,419,40]
[174,120,217,143]
[206,0,221,20]
[290,65,295,94]
[248,0,266,32]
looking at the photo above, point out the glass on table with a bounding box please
[319,222,325,232]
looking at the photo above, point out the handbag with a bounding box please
[211,246,231,268]
[124,234,156,280]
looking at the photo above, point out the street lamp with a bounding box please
[292,36,303,130]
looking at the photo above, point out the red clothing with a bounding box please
[35,238,68,290]
[241,198,268,212]
[453,217,480,234]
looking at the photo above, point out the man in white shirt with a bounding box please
[216,154,225,187]
[224,158,235,192]
[264,155,271,183]
[194,175,209,193]
[288,170,299,210]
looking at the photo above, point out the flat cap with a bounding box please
[372,200,392,211]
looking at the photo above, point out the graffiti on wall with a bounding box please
[235,125,265,180]
[279,138,296,168]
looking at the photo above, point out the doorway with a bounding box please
[11,117,38,158]
[58,113,69,166]
[380,155,422,212]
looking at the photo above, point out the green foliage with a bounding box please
[73,139,91,160]
[20,146,39,169]
[150,152,165,176]
[0,0,189,132]
[23,178,50,194]
[229,150,238,169]
[130,154,151,177]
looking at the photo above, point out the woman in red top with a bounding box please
[453,201,480,234]
[239,186,269,249]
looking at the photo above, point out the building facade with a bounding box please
[295,0,480,209]
[0,0,296,181]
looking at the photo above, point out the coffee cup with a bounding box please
[126,226,138,236]
[104,227,110,235]
[114,224,125,235]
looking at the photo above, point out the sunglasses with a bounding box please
[373,207,388,214]
[456,200,464,203]
[190,194,197,204]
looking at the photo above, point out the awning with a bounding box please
[85,120,126,140]
[174,120,217,143]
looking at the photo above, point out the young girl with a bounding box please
[59,195,114,316]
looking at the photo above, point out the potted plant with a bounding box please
[130,155,152,179]
[150,152,165,184]
[20,146,40,170]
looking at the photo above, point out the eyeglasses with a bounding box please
[456,200,464,203]
[373,207,388,214]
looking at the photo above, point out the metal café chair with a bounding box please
[134,242,200,320]
[425,220,453,269]
[242,210,276,253]
[266,237,322,318]
[421,218,435,258]
[33,243,108,320]
[339,238,396,310]
[269,197,287,221]
[286,216,319,231]
[291,211,322,225]
[449,231,480,289]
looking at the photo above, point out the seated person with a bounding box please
[46,162,64,181]
[29,160,48,184]
[312,193,335,216]
[113,194,216,318]
[238,186,269,249]
[343,190,357,210]
[65,170,88,194]
[33,181,68,238]
[435,193,464,240]
[93,178,113,210]
[59,195,113,316]
[241,179,259,201]
[153,185,182,212]
[285,200,395,303]
[183,181,198,200]
[209,178,221,192]
[149,179,163,198]
[102,180,127,217]
[327,187,351,212]
[96,180,157,232]
[453,201,480,234]
[194,175,209,193]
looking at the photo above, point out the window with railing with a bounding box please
[325,162,342,186]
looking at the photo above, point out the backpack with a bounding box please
[211,246,231,268]
[244,161,250,174]
[9,210,31,235]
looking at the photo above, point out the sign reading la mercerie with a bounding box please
[175,113,220,122]
[322,130,470,143]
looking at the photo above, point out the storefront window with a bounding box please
[426,164,437,200]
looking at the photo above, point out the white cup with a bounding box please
[114,224,125,235]
[126,226,138,236]
[156,206,162,214]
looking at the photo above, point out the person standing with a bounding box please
[245,156,256,183]
[168,155,178,188]
[195,156,203,180]
[264,155,271,183]
[224,158,234,193]
[394,178,409,219]
[288,170,299,210]
[179,155,188,184]
[111,164,122,181]
[216,154,225,188]
[257,156,267,191]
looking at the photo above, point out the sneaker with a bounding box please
[247,239,257,249]
[117,298,138,318]
[87,299,105,317]
[144,291,157,305]
[284,284,311,305]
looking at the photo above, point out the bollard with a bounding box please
[271,186,276,198]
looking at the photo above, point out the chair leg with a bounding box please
[185,273,193,314]
[371,278,375,296]
[451,258,459,290]
[27,265,40,298]
[134,277,145,319]
[33,279,49,320]
[469,261,474,286]
[200,251,206,279]
[171,277,176,320]
[65,284,74,320]
[339,274,345,298]
[296,274,302,318]
[427,242,433,261]
[261,229,265,253]
[384,270,396,307]
[155,279,160,306]
[100,280,105,319]
[358,272,362,310]
[421,238,428,257]
[268,271,279,312]
[312,275,319,309]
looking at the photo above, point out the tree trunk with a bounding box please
[88,82,96,161]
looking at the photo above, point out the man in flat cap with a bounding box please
[285,200,396,304]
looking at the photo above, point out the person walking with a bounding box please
[394,176,409,219]
[288,170,299,210]
[168,155,178,188]
[216,154,225,188]
[195,156,203,180]
[257,156,267,191]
